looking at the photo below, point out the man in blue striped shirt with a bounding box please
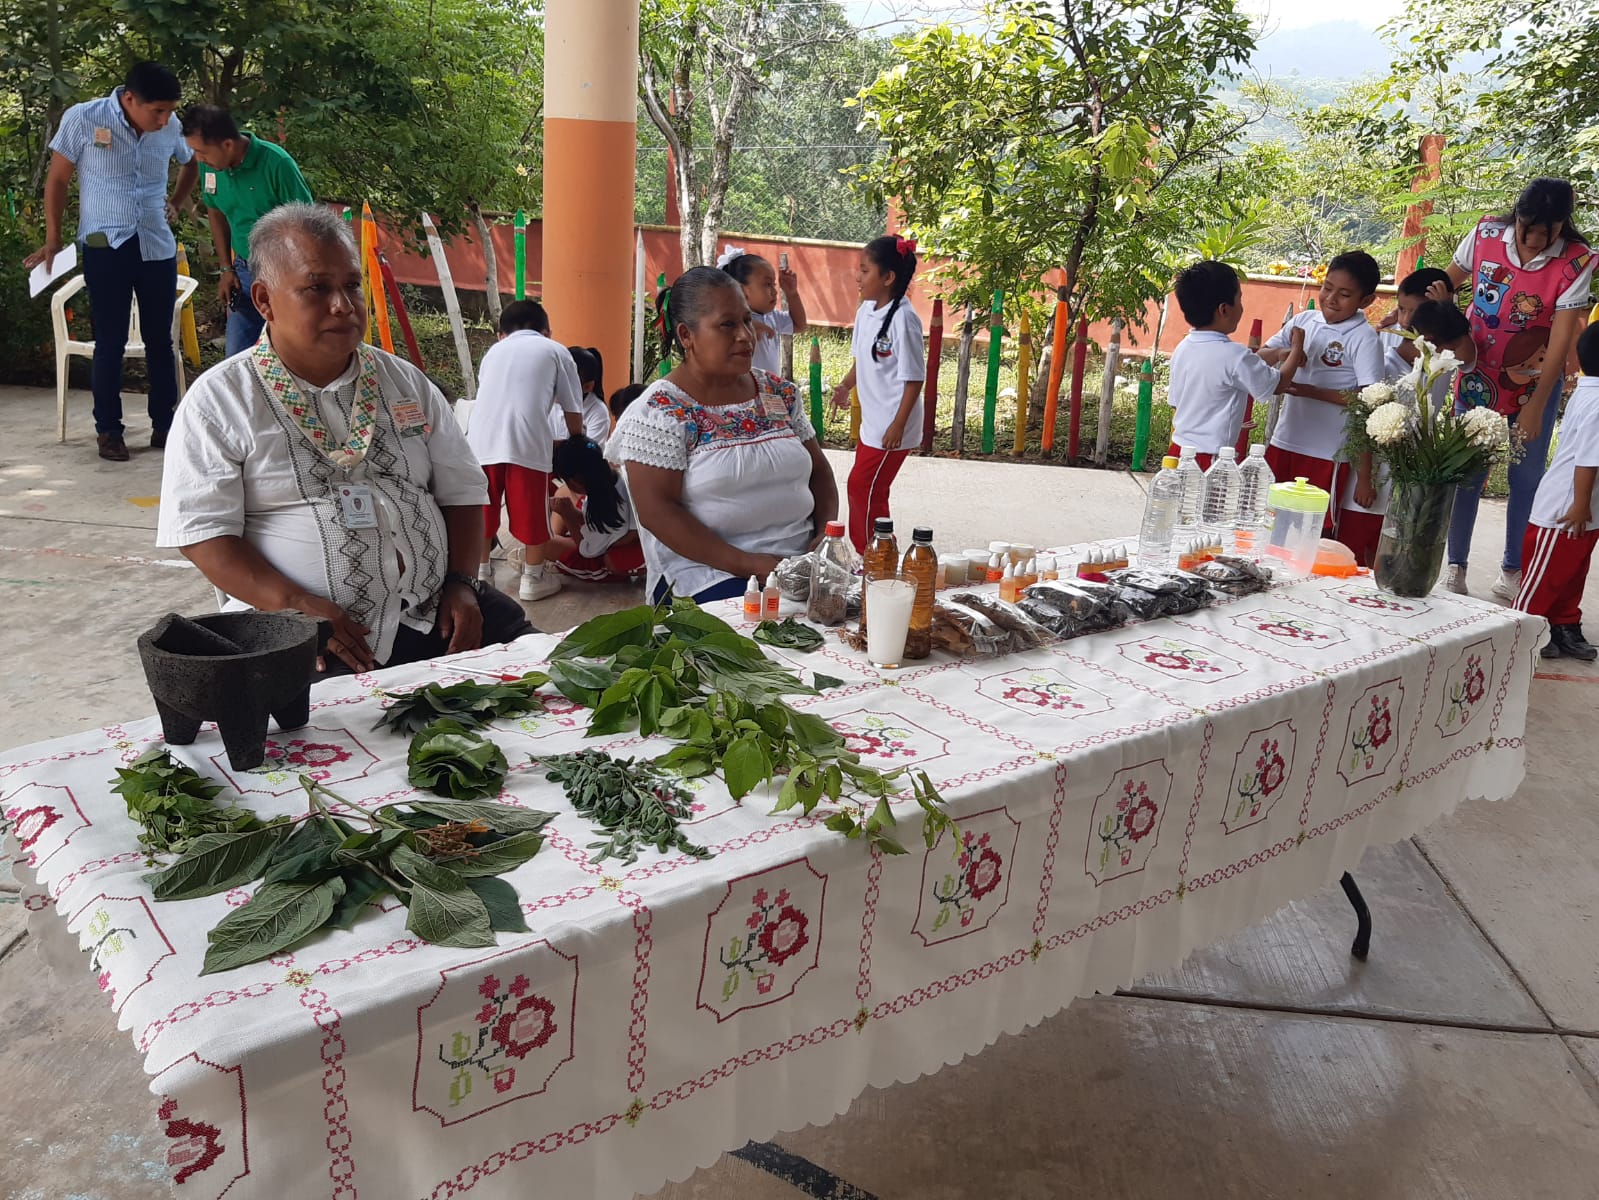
[25,62,198,461]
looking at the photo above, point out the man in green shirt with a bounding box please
[180,105,313,356]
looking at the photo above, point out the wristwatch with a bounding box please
[442,570,481,594]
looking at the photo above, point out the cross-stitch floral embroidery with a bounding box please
[931,831,1005,931]
[438,973,559,1108]
[720,888,810,1000]
[1099,779,1159,870]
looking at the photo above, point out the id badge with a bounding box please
[760,391,788,419]
[392,401,429,436]
[93,126,112,149]
[336,483,379,529]
[204,173,217,194]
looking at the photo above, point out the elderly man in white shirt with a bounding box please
[157,202,533,675]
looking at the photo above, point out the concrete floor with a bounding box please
[5,384,1599,1199]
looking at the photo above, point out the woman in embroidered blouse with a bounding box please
[607,267,838,603]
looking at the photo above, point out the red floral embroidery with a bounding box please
[1000,680,1087,711]
[263,739,352,779]
[8,805,61,852]
[1146,651,1191,670]
[492,993,558,1060]
[1368,696,1393,748]
[478,974,501,999]
[1098,778,1160,871]
[1124,796,1158,841]
[1464,657,1486,705]
[965,848,1003,899]
[758,905,810,967]
[163,1114,224,1185]
[933,830,1006,932]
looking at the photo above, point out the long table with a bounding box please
[2,575,1541,1199]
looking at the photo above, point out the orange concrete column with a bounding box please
[1396,134,1445,281]
[544,0,639,385]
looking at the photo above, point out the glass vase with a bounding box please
[1373,482,1456,597]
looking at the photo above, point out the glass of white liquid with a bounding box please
[865,577,917,669]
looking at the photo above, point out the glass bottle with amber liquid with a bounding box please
[900,526,937,659]
[861,517,899,634]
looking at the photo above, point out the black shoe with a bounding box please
[96,433,130,462]
[151,427,168,449]
[1544,624,1599,661]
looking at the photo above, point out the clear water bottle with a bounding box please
[1138,455,1184,570]
[1201,446,1242,529]
[1175,446,1205,529]
[1234,444,1276,558]
[806,520,855,626]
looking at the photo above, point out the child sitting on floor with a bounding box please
[1167,260,1305,468]
[1515,323,1599,661]
[548,435,645,584]
[557,347,614,446]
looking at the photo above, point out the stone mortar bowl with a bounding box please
[137,612,321,771]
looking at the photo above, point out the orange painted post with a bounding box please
[543,0,639,391]
[1066,317,1089,463]
[1396,134,1445,283]
[361,203,393,353]
[1042,287,1069,451]
[920,297,943,453]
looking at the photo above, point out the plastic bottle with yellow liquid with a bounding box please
[901,527,938,660]
[861,518,900,634]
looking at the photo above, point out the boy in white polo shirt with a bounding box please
[1516,323,1599,661]
[467,300,585,601]
[1261,250,1386,514]
[1167,260,1305,469]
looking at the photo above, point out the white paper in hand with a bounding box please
[28,243,77,299]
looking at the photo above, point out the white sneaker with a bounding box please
[477,560,495,585]
[1442,564,1468,594]
[518,564,562,602]
[1491,569,1521,603]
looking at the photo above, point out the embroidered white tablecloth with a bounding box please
[2,575,1542,1200]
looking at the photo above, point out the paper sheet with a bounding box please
[27,243,77,298]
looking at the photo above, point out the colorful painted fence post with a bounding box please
[174,244,201,367]
[633,229,647,383]
[378,251,424,367]
[809,336,823,436]
[1132,356,1153,472]
[360,202,394,353]
[1066,317,1089,463]
[981,289,1004,454]
[1013,307,1031,454]
[514,210,527,301]
[1093,319,1122,465]
[920,297,943,454]
[1042,287,1069,452]
[422,211,475,399]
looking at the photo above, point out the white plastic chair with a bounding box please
[51,273,200,442]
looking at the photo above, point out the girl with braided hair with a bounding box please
[830,235,926,552]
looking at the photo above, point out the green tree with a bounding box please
[852,0,1258,324]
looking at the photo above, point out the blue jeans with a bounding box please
[80,235,179,436]
[1447,379,1561,572]
[225,258,266,358]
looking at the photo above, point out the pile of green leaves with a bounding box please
[545,599,953,855]
[753,617,825,651]
[112,749,274,863]
[407,718,509,800]
[376,672,551,736]
[144,777,553,974]
[540,749,710,865]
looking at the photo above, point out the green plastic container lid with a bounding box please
[1268,477,1330,513]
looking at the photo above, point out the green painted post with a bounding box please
[808,336,823,435]
[1133,357,1154,472]
[514,210,526,301]
[982,289,1004,454]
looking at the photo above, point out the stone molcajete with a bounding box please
[137,612,321,771]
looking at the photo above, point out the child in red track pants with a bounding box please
[1516,325,1599,662]
[831,236,926,552]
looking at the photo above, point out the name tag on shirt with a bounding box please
[204,173,217,194]
[392,401,429,436]
[336,484,380,529]
[760,392,788,419]
[93,126,112,149]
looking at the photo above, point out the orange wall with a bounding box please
[372,209,1396,361]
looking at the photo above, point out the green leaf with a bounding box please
[200,877,345,974]
[328,869,389,931]
[552,607,657,659]
[147,825,289,901]
[752,617,825,651]
[465,876,530,933]
[404,873,496,949]
[449,830,546,877]
[812,673,846,691]
[261,845,342,886]
[787,709,844,752]
[722,735,767,800]
[403,799,555,835]
[406,718,509,800]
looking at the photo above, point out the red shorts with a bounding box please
[1167,442,1214,471]
[555,540,646,583]
[1335,509,1384,568]
[483,464,550,548]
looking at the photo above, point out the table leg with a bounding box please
[1339,871,1371,961]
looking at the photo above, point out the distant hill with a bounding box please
[1249,19,1392,81]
